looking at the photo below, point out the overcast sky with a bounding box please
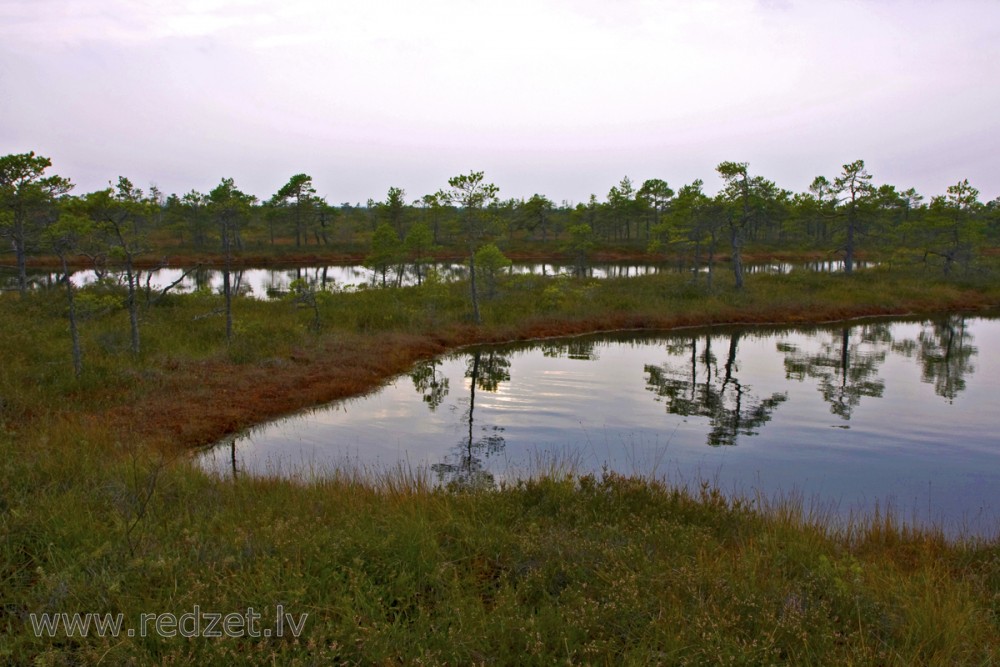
[2,0,998,205]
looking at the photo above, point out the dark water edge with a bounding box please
[199,314,1000,539]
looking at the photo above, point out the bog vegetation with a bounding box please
[3,153,998,288]
[2,152,1000,664]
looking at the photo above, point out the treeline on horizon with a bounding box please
[3,151,999,294]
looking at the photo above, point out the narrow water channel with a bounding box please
[11,259,873,298]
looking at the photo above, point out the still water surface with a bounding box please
[200,315,1000,537]
[11,260,868,298]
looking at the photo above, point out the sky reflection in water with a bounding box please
[11,260,871,298]
[199,315,1000,537]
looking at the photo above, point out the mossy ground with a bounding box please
[2,263,999,664]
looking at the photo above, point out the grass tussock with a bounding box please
[1,261,999,664]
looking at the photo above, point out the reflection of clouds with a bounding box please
[486,393,525,409]
[193,319,1000,535]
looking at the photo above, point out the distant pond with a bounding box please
[9,259,871,298]
[199,314,1000,538]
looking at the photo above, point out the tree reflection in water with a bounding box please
[430,350,511,488]
[409,359,450,411]
[541,339,598,361]
[778,324,889,420]
[892,315,976,403]
[777,317,978,416]
[645,332,788,446]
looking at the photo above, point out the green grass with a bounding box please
[2,262,1000,664]
[4,428,998,664]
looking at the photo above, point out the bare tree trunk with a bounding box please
[222,217,234,343]
[61,254,82,377]
[845,215,855,275]
[16,239,28,297]
[469,249,481,324]
[707,242,715,290]
[224,267,233,343]
[730,227,744,290]
[692,240,702,285]
[12,213,29,296]
[126,264,140,355]
[146,264,203,307]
